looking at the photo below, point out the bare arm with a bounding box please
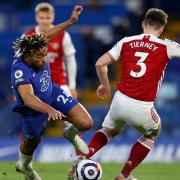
[95,53,114,98]
[18,84,64,120]
[44,5,83,41]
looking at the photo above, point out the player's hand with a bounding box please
[70,5,83,24]
[70,89,78,99]
[47,107,66,121]
[96,84,110,99]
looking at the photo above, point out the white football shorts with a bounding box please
[102,91,161,135]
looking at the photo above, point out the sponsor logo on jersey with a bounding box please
[40,70,50,92]
[46,52,58,63]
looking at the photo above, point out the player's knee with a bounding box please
[146,123,161,140]
[25,137,41,149]
[78,116,93,131]
[103,127,120,138]
[83,117,93,130]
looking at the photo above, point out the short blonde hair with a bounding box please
[35,3,54,14]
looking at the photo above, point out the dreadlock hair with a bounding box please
[13,34,48,57]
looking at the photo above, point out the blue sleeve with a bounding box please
[11,63,32,88]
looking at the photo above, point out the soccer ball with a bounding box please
[76,159,102,180]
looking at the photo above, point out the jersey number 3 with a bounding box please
[130,52,149,78]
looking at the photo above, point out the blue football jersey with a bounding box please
[11,57,53,113]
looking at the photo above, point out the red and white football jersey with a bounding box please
[108,34,180,101]
[25,26,76,86]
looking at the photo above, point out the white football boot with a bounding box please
[16,161,41,180]
[115,174,137,180]
[63,125,89,155]
[126,175,137,180]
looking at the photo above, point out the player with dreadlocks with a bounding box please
[11,6,93,180]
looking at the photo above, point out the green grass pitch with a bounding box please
[0,162,179,180]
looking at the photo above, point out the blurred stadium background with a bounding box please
[0,0,180,178]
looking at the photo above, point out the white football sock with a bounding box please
[19,149,33,167]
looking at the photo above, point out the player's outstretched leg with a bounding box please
[86,128,114,158]
[115,124,161,180]
[114,138,153,180]
[63,125,89,155]
[63,103,93,155]
[64,121,83,156]
[16,138,41,180]
[67,128,118,179]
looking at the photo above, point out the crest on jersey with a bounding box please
[46,52,58,63]
[52,43,59,50]
[15,70,23,79]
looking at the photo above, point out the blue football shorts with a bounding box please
[20,86,78,140]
